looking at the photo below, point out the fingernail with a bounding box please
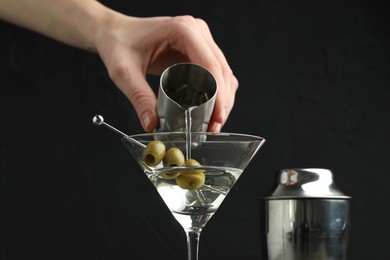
[141,111,152,130]
[208,122,222,133]
[213,122,222,133]
[221,107,227,123]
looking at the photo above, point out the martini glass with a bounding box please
[122,131,265,260]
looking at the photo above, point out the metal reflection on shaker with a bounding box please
[157,63,217,132]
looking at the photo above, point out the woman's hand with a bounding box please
[0,0,238,132]
[93,15,238,132]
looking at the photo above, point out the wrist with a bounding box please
[71,1,118,52]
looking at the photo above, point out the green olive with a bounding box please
[175,159,205,189]
[142,141,166,166]
[160,147,185,179]
[160,172,181,179]
[163,147,185,167]
[180,159,205,175]
[176,172,205,189]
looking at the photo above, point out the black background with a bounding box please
[1,0,389,259]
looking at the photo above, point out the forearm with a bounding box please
[0,0,114,51]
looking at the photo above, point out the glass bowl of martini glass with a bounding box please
[93,116,265,260]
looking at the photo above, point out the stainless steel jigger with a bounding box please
[264,168,351,260]
[157,63,217,132]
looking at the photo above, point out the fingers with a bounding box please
[195,19,239,131]
[105,52,158,132]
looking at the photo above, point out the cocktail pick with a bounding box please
[92,115,145,148]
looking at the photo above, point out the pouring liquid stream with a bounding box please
[183,107,229,196]
[184,107,195,161]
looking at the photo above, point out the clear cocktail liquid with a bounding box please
[148,166,243,231]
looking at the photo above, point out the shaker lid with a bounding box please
[266,168,351,199]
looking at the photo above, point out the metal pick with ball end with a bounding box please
[92,115,145,148]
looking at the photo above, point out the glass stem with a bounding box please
[186,231,201,260]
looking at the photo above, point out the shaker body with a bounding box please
[266,198,350,260]
[264,168,351,260]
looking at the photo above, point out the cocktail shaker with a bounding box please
[264,168,351,260]
[157,63,217,132]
